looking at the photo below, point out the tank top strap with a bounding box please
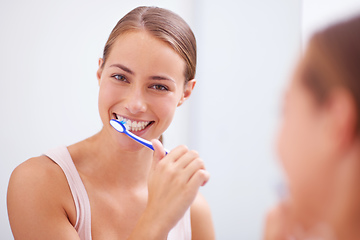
[44,146,92,240]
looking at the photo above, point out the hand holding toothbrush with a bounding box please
[140,139,210,237]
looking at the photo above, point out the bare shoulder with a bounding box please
[7,156,78,239]
[8,155,69,197]
[190,192,215,240]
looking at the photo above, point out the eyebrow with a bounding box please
[151,75,175,83]
[110,63,175,83]
[109,64,134,75]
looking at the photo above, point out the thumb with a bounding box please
[151,139,166,169]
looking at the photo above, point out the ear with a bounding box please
[96,58,104,85]
[178,79,196,107]
[327,89,357,150]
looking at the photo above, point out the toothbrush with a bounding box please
[110,119,169,154]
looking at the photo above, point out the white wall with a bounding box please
[302,0,360,48]
[5,0,357,239]
[192,1,301,238]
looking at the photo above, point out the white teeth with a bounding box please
[115,114,151,132]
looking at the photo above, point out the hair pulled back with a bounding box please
[102,6,197,83]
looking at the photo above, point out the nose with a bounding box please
[124,87,147,114]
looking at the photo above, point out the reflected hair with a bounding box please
[302,14,360,129]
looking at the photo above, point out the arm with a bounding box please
[7,157,80,240]
[191,192,215,240]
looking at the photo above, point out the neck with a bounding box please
[292,141,360,239]
[324,142,360,239]
[69,128,154,188]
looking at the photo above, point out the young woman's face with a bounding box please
[97,30,193,150]
[277,47,338,221]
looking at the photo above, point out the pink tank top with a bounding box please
[45,146,191,240]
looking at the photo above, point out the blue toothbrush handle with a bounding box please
[125,131,154,150]
[125,131,168,154]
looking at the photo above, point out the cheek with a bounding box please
[154,97,178,127]
[278,80,315,167]
[277,97,320,189]
[277,105,333,218]
[153,88,184,129]
[147,99,177,140]
[277,110,313,175]
[98,81,122,123]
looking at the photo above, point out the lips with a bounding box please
[114,113,154,132]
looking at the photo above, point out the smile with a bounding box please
[114,114,153,132]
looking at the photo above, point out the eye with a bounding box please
[150,84,169,91]
[112,74,127,82]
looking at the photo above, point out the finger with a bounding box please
[188,169,210,189]
[183,157,205,181]
[164,145,189,163]
[174,150,199,169]
[151,139,166,169]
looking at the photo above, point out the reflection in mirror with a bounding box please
[264,0,360,239]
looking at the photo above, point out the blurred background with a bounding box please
[1,0,360,239]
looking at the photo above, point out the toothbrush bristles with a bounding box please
[120,120,129,130]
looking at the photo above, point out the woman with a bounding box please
[7,6,215,240]
[265,14,360,239]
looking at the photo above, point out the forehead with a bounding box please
[105,30,185,78]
